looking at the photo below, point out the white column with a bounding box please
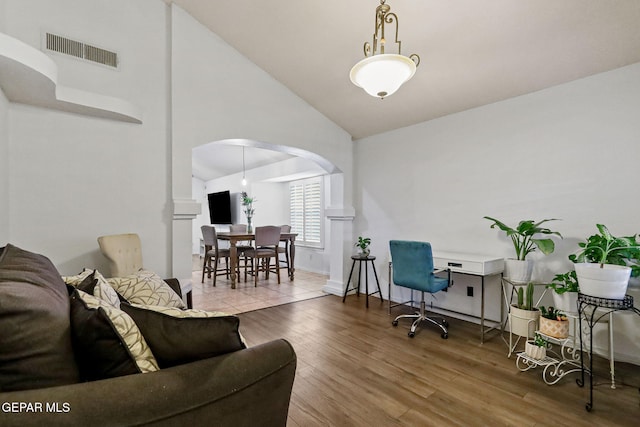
[323,173,354,296]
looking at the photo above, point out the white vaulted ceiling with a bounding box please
[178,0,640,179]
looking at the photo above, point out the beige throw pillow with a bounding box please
[107,269,186,309]
[63,269,121,309]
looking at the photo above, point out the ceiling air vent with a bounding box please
[45,33,118,68]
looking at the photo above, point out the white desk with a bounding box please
[432,251,504,343]
[433,252,504,276]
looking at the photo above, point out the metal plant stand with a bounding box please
[501,278,548,357]
[515,315,583,385]
[577,293,640,412]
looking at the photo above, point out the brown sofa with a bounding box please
[0,244,296,427]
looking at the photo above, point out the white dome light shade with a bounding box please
[350,54,417,98]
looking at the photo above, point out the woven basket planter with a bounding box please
[539,316,569,339]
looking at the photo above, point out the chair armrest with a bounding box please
[434,268,452,288]
[0,339,296,427]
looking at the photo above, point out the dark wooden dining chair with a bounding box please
[201,225,234,286]
[245,226,282,286]
[229,224,252,281]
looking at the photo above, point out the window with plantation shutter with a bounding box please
[289,177,323,248]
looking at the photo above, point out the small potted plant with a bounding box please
[509,282,540,338]
[484,217,562,283]
[525,333,548,360]
[546,271,579,314]
[539,306,569,339]
[355,236,371,256]
[569,224,640,299]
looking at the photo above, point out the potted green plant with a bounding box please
[546,271,579,314]
[509,282,540,338]
[569,224,640,299]
[355,236,371,256]
[525,333,548,360]
[484,217,562,283]
[538,306,569,339]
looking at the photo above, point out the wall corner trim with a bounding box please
[173,198,201,220]
[325,206,355,221]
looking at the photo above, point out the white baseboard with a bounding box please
[323,279,343,296]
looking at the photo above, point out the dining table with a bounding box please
[217,231,298,289]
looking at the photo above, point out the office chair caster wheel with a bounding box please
[408,331,415,338]
[442,320,448,327]
[392,320,398,327]
[441,332,448,339]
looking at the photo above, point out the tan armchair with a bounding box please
[97,233,143,277]
[97,233,192,308]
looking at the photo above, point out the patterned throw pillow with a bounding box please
[121,303,246,368]
[107,269,186,309]
[63,269,121,309]
[70,289,158,378]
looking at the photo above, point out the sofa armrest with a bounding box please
[0,339,296,427]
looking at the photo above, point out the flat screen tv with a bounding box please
[208,190,232,224]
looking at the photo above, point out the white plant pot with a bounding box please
[509,305,540,338]
[552,291,579,314]
[504,259,533,284]
[525,341,546,360]
[574,263,631,300]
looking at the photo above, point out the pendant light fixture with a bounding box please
[241,146,247,186]
[350,0,420,99]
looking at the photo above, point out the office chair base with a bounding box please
[392,309,449,339]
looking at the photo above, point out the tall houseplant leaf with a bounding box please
[484,217,562,260]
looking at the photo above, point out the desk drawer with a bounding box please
[433,254,503,276]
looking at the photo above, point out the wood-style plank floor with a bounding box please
[237,295,640,427]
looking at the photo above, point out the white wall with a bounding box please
[172,5,353,286]
[355,62,640,363]
[2,1,350,287]
[198,171,287,230]
[3,0,171,276]
[0,0,5,32]
[198,180,288,231]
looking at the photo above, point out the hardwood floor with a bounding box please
[237,295,640,427]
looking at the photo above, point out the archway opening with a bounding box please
[190,138,347,294]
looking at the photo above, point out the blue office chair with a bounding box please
[389,240,450,339]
